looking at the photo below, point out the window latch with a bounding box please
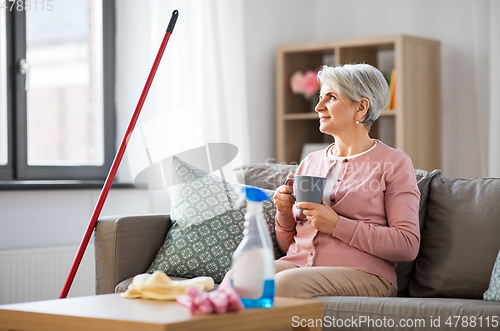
[18,58,30,91]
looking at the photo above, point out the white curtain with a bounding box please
[146,0,249,161]
[116,0,249,211]
[472,0,500,177]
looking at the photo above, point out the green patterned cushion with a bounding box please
[147,156,282,283]
[484,250,500,301]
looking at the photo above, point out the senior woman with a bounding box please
[272,63,420,298]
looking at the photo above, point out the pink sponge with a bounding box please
[176,283,245,315]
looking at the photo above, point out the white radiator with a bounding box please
[0,244,95,304]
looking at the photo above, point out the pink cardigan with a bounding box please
[275,140,420,288]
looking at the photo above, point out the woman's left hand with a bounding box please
[296,197,339,235]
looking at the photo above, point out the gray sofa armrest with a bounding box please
[94,214,172,294]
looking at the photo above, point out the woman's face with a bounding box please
[315,84,359,136]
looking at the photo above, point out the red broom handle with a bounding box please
[59,10,179,299]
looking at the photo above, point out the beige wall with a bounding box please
[244,0,481,179]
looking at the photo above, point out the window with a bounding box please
[0,0,115,182]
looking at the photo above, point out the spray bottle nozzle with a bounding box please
[243,187,269,202]
[233,186,269,210]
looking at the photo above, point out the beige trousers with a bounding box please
[272,260,397,299]
[222,260,397,299]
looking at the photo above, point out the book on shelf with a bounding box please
[385,69,397,110]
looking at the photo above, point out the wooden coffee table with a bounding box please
[0,293,323,330]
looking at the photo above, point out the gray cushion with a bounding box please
[233,163,299,190]
[317,296,500,330]
[409,175,500,298]
[396,169,441,296]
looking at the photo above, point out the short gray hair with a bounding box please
[317,64,390,129]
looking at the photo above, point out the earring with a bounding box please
[356,120,360,124]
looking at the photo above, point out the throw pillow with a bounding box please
[147,156,283,284]
[409,175,500,298]
[484,250,500,301]
[395,168,441,296]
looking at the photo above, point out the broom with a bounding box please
[59,10,179,299]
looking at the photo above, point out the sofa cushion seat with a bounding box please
[317,296,500,330]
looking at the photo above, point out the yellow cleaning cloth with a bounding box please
[121,271,214,300]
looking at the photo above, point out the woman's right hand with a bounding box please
[273,173,296,215]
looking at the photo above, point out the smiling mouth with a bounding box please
[319,117,330,121]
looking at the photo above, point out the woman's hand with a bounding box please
[296,197,339,235]
[273,173,296,215]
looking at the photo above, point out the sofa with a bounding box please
[95,163,500,330]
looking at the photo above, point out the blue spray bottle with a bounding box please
[231,186,275,308]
